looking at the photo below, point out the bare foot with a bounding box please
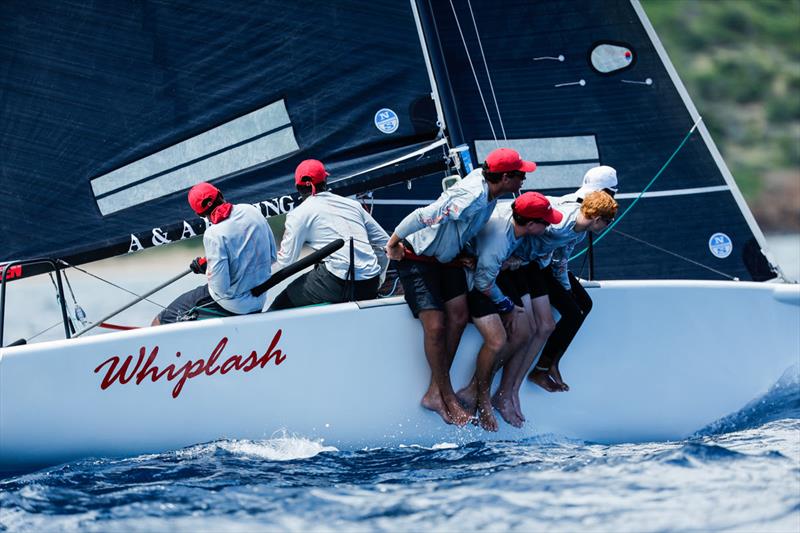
[511,390,526,422]
[527,369,559,392]
[444,396,473,427]
[421,390,454,425]
[492,392,523,428]
[477,401,499,432]
[456,382,478,414]
[548,365,570,392]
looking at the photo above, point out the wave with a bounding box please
[694,364,800,437]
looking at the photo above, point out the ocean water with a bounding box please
[0,366,798,532]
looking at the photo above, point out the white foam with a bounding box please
[217,431,338,461]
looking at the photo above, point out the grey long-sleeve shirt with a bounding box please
[473,202,523,304]
[205,203,277,314]
[517,200,585,290]
[276,192,389,280]
[394,168,496,263]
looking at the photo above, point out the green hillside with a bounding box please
[642,0,799,228]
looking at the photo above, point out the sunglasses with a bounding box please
[600,216,615,224]
[531,218,551,226]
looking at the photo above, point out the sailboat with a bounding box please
[1,0,797,473]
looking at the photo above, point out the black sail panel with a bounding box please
[418,0,776,281]
[1,0,441,268]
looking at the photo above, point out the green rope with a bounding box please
[570,119,701,262]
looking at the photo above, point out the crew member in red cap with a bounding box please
[384,147,536,427]
[269,159,389,310]
[507,191,618,394]
[455,192,562,430]
[152,182,276,325]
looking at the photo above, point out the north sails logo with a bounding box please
[90,99,300,216]
[93,331,287,398]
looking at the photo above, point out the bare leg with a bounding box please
[491,309,530,428]
[443,294,469,369]
[418,310,472,426]
[495,295,536,422]
[469,314,508,432]
[517,295,558,391]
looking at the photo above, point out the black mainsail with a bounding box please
[1,0,781,283]
[1,0,447,276]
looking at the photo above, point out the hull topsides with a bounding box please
[1,280,798,472]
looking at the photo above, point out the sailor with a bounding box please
[527,167,619,391]
[504,189,618,395]
[153,182,277,325]
[269,159,389,310]
[456,192,562,430]
[384,147,535,426]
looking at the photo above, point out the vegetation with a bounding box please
[642,0,800,200]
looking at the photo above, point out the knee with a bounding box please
[422,315,447,340]
[484,329,507,354]
[582,298,593,315]
[538,318,556,337]
[449,306,469,330]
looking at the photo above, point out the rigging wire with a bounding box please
[610,229,739,281]
[448,0,499,144]
[570,116,703,261]
[58,260,166,309]
[466,0,507,141]
[27,320,65,342]
[62,269,88,325]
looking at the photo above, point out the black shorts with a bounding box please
[269,263,380,311]
[395,258,467,318]
[157,285,232,324]
[468,269,526,318]
[522,262,551,298]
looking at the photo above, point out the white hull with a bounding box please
[1,280,798,472]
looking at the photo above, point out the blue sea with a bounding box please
[1,365,798,532]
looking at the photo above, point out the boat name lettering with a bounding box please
[255,196,295,217]
[0,263,23,281]
[93,330,287,398]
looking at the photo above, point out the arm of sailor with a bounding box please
[474,244,508,305]
[393,185,476,239]
[204,235,233,298]
[363,208,391,273]
[275,211,309,270]
[550,245,573,291]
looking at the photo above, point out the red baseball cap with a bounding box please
[484,148,537,173]
[513,192,563,224]
[294,159,329,186]
[188,182,221,216]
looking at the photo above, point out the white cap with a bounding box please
[576,165,618,199]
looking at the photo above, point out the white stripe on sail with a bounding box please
[91,100,297,211]
[475,136,599,163]
[97,127,299,215]
[615,185,729,199]
[475,136,600,189]
[371,185,732,206]
[521,163,600,190]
